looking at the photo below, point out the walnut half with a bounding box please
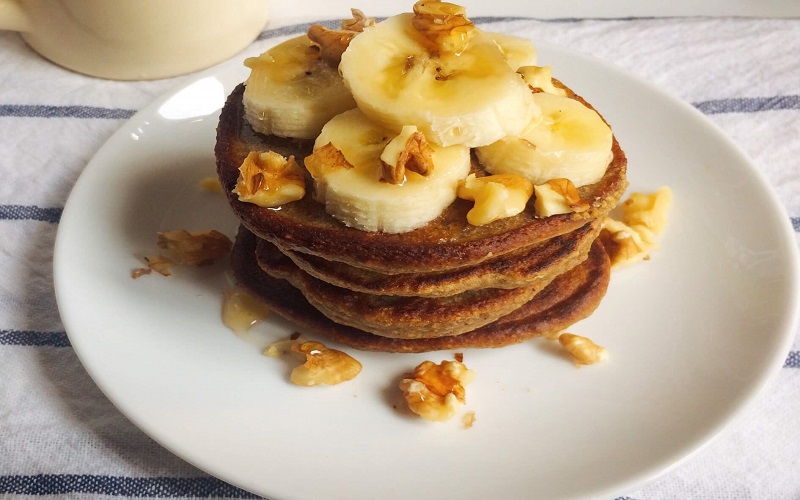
[457,173,533,226]
[399,359,475,422]
[379,125,434,184]
[411,0,476,54]
[234,151,306,208]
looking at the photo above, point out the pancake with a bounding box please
[256,236,555,338]
[270,218,602,297]
[233,226,611,353]
[215,83,627,274]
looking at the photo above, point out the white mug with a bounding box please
[0,0,270,80]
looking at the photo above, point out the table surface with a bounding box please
[1,1,799,499]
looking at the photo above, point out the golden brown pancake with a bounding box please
[256,237,554,338]
[215,83,627,274]
[270,218,601,297]
[232,226,611,353]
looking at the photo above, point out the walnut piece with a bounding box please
[263,332,304,357]
[558,333,609,366]
[399,359,475,422]
[131,254,175,278]
[304,142,354,179]
[533,178,590,217]
[234,151,306,208]
[132,230,230,279]
[289,341,362,386]
[462,411,476,429]
[411,0,476,54]
[307,9,375,67]
[457,173,533,226]
[156,230,232,266]
[600,187,672,269]
[379,125,434,184]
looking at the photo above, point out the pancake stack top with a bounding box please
[214,2,628,353]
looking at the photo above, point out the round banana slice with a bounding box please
[243,35,356,139]
[476,92,613,187]
[305,109,471,233]
[338,12,538,148]
[491,32,538,70]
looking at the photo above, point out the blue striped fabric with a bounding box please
[0,104,135,120]
[694,95,800,114]
[0,330,70,347]
[0,205,62,223]
[0,475,259,498]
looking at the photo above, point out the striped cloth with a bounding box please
[1,12,799,500]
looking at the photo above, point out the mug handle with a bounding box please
[0,0,29,31]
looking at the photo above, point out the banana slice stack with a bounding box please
[215,1,629,352]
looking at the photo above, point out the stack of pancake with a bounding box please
[215,83,627,353]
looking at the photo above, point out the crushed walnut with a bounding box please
[379,125,434,184]
[457,173,533,226]
[132,230,232,278]
[558,333,609,366]
[304,143,354,179]
[600,187,672,269]
[234,151,306,208]
[533,178,590,217]
[307,9,375,66]
[399,359,475,422]
[411,0,476,54]
[289,341,363,386]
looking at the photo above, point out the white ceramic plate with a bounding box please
[54,40,799,500]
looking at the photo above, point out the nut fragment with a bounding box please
[132,254,176,278]
[457,173,533,226]
[307,9,375,67]
[558,333,608,366]
[341,8,376,32]
[399,359,475,422]
[263,332,304,357]
[156,230,232,266]
[532,178,590,217]
[600,218,651,269]
[462,411,476,429]
[304,142,355,180]
[132,230,230,279]
[411,0,476,54]
[234,151,306,208]
[600,187,672,269]
[289,341,362,386]
[380,125,434,184]
[621,186,672,242]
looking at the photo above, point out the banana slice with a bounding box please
[338,9,538,148]
[491,33,538,70]
[476,92,613,187]
[243,35,356,139]
[304,109,471,233]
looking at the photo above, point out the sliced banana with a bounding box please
[476,92,613,187]
[491,33,538,70]
[305,109,471,233]
[338,11,538,148]
[517,65,567,96]
[243,35,356,139]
